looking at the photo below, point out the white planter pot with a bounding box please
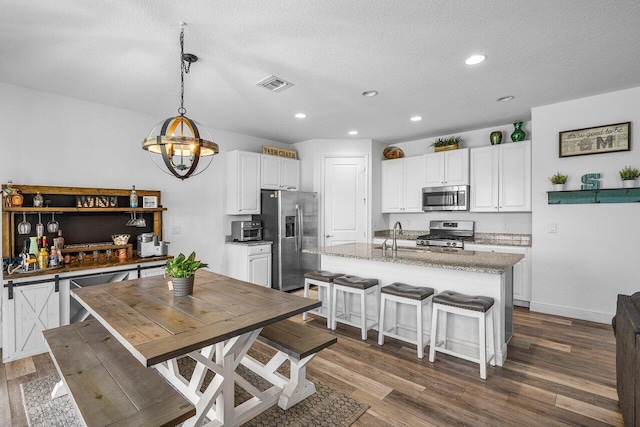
[553,183,565,191]
[622,179,637,188]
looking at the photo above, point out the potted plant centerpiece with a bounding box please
[549,172,568,191]
[619,166,640,188]
[165,251,205,296]
[432,136,462,152]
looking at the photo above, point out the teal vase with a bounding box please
[29,237,38,256]
[490,131,502,145]
[511,122,526,142]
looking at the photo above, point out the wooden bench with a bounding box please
[43,320,196,427]
[240,319,337,409]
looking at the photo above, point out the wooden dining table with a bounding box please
[70,269,320,427]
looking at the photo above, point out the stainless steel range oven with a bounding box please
[416,220,474,249]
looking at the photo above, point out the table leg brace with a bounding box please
[241,351,317,410]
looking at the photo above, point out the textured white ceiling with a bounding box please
[2,0,640,144]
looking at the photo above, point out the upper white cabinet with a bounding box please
[381,155,426,213]
[470,141,531,212]
[261,155,300,191]
[226,150,262,215]
[424,148,469,187]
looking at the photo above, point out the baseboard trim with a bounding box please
[529,301,612,324]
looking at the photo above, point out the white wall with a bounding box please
[0,82,286,273]
[384,123,534,234]
[531,86,640,323]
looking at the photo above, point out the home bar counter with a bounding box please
[304,243,524,365]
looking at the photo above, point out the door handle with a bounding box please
[325,234,334,238]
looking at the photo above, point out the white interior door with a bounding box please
[323,157,367,246]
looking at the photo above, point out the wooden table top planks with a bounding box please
[71,269,321,367]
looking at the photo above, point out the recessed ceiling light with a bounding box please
[497,96,515,102]
[465,54,486,65]
[348,130,358,135]
[410,116,423,122]
[362,90,378,97]
[294,113,307,118]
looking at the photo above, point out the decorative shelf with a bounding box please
[2,207,166,213]
[548,188,640,204]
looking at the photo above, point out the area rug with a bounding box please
[21,353,367,427]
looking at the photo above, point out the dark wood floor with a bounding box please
[0,305,621,426]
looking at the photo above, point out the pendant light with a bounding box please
[142,23,219,180]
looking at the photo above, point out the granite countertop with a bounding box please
[373,230,532,247]
[304,243,523,275]
[226,240,273,246]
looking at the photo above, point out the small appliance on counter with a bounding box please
[137,233,170,257]
[231,220,263,242]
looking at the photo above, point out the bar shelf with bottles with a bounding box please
[2,184,164,259]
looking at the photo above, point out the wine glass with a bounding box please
[36,212,44,237]
[47,212,59,233]
[17,213,31,235]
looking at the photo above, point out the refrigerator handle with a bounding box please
[295,204,303,252]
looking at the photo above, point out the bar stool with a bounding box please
[331,275,379,340]
[302,270,344,328]
[378,283,435,359]
[429,290,495,379]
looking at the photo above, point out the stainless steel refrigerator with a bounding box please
[254,190,319,292]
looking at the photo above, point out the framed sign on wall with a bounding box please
[559,122,630,158]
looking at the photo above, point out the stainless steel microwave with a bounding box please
[422,185,469,211]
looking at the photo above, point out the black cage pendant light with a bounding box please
[142,23,219,180]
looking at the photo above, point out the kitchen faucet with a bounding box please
[392,221,402,251]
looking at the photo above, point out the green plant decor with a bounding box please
[432,136,462,148]
[619,166,640,181]
[549,172,568,184]
[165,252,205,278]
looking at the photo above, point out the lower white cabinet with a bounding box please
[465,243,531,306]
[2,278,60,362]
[225,243,272,287]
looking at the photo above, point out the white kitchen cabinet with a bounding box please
[465,243,531,306]
[261,155,300,191]
[226,150,262,215]
[381,155,426,213]
[424,148,469,187]
[470,141,531,212]
[2,279,60,362]
[225,243,272,287]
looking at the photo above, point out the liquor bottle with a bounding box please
[130,185,138,208]
[49,247,58,267]
[33,192,44,207]
[42,235,48,249]
[57,230,65,249]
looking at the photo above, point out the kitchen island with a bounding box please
[304,243,523,365]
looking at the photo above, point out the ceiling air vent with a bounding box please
[256,75,294,92]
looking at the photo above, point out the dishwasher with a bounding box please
[69,271,131,323]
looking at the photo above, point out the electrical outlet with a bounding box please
[172,226,181,235]
[547,223,557,233]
